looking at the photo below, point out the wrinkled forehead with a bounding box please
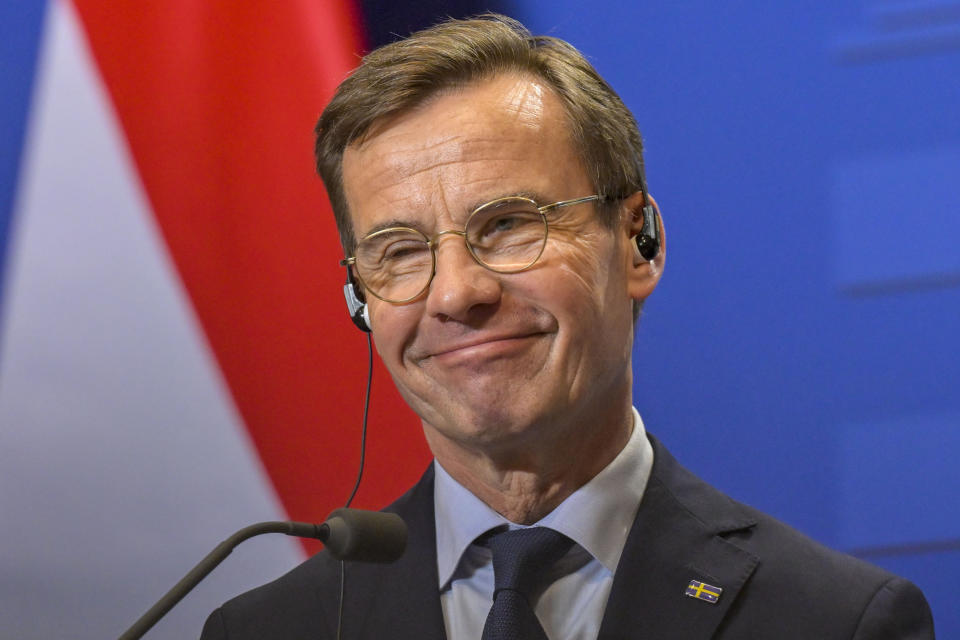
[361,72,555,143]
[341,74,586,235]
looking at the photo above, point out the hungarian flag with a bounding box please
[0,1,428,637]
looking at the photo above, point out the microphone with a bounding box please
[322,508,406,562]
[118,509,406,640]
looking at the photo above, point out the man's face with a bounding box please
[341,75,641,456]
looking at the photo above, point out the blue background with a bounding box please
[506,1,960,633]
[0,1,47,315]
[4,0,958,635]
[355,0,960,633]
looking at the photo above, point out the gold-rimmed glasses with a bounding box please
[340,195,601,303]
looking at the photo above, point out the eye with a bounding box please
[470,201,543,245]
[381,238,428,262]
[356,229,429,271]
[481,211,536,237]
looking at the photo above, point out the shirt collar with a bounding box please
[434,408,654,587]
[434,458,509,590]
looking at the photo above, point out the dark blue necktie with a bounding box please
[480,527,575,640]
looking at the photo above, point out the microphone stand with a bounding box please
[119,521,323,640]
[118,510,405,639]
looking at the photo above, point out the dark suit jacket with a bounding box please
[201,435,934,639]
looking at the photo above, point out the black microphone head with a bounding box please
[323,508,407,563]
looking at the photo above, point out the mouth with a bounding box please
[423,331,548,365]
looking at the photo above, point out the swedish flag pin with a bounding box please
[685,579,723,604]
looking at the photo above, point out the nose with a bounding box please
[424,231,502,322]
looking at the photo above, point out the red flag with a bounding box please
[71,0,430,553]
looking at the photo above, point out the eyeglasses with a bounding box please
[340,195,602,304]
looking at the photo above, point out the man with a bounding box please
[201,14,934,639]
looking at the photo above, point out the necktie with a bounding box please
[480,527,575,640]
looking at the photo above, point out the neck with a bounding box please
[425,399,634,524]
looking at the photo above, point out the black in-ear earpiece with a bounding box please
[635,201,661,262]
[342,267,371,332]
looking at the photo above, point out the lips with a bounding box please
[430,332,543,358]
[410,327,551,365]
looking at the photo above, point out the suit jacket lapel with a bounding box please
[598,436,759,640]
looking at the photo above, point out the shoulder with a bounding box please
[723,501,933,638]
[201,549,340,640]
[201,465,438,640]
[645,434,934,638]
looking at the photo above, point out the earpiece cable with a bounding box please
[336,331,374,640]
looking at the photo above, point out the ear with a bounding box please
[621,191,665,302]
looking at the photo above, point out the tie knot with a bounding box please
[486,527,574,596]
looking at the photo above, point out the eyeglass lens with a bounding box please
[354,198,547,302]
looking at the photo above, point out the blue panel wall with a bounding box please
[511,1,960,634]
[832,147,960,291]
[0,0,48,317]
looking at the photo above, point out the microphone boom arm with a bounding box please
[118,521,323,640]
[118,510,405,639]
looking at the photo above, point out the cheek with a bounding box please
[369,303,416,363]
[544,225,618,307]
[540,226,633,366]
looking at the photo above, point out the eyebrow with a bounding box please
[357,190,552,238]
[463,189,548,212]
[359,218,421,238]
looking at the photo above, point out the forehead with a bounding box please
[341,74,591,234]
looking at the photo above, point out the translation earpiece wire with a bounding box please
[337,331,374,640]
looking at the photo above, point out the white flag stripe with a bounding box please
[0,2,301,638]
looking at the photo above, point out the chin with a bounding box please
[447,402,555,447]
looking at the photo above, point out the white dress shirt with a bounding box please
[434,408,654,640]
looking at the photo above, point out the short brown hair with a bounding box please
[315,13,648,253]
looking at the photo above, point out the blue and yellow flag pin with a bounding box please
[685,579,723,604]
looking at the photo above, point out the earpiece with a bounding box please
[342,268,371,332]
[634,198,661,262]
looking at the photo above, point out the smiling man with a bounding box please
[201,14,934,640]
[339,71,649,528]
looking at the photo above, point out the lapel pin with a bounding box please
[685,579,723,604]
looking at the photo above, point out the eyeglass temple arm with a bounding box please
[537,194,602,213]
